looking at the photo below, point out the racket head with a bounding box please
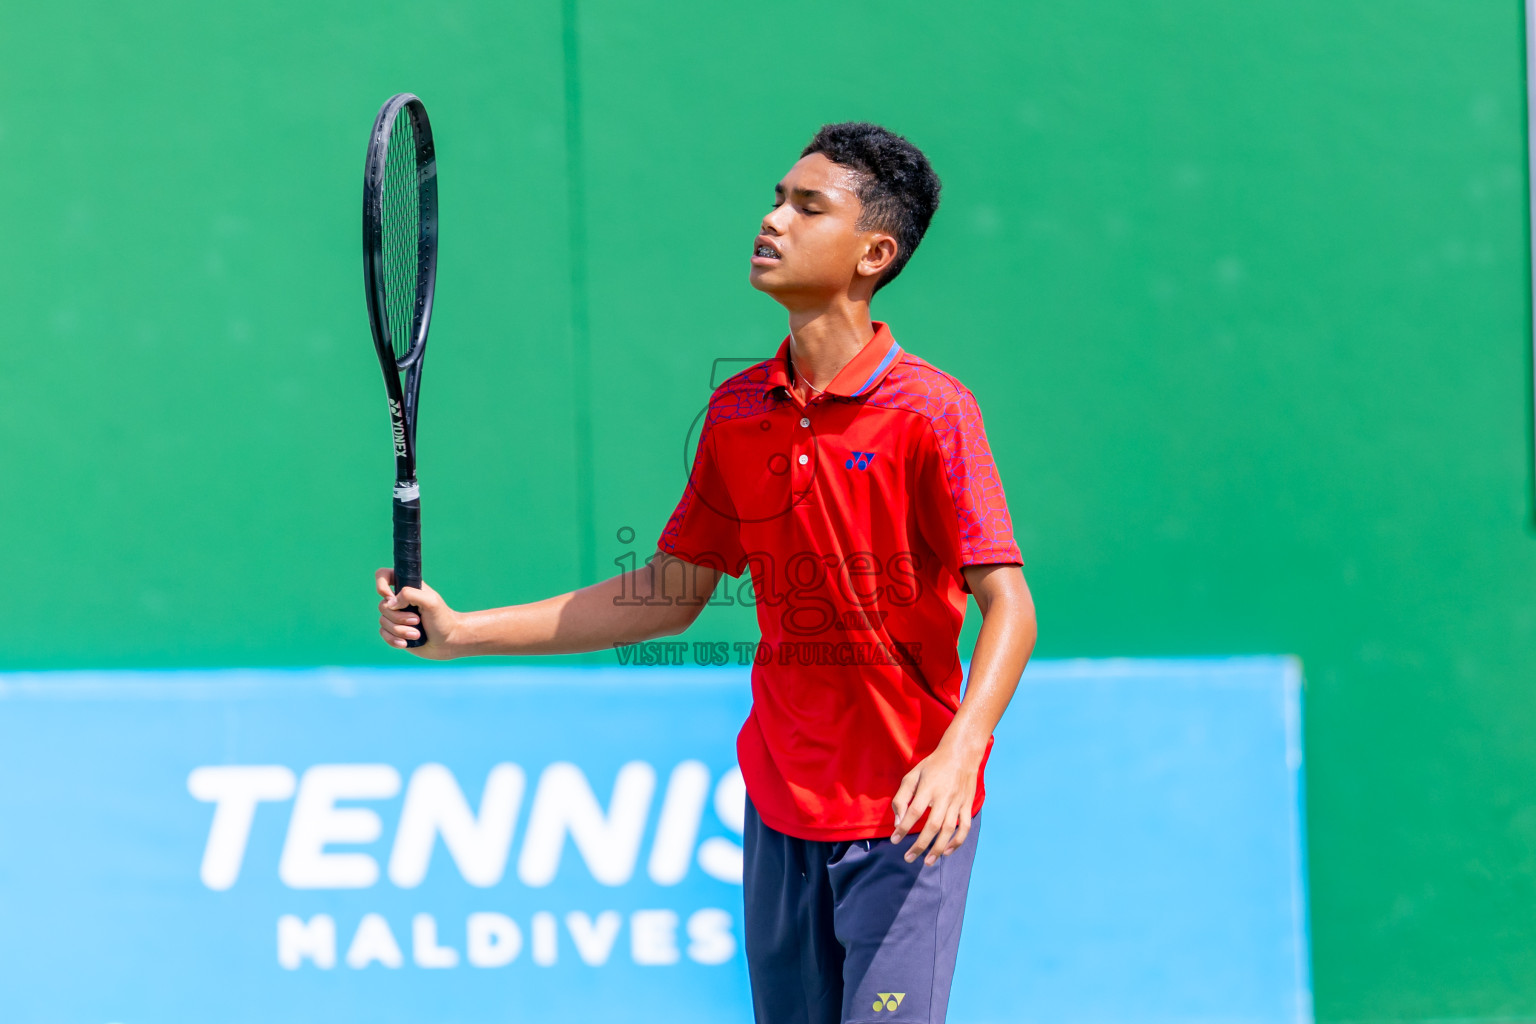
[362,93,438,472]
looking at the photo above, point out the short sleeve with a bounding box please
[657,420,747,577]
[915,388,1023,587]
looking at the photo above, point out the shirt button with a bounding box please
[800,417,810,428]
[797,454,809,465]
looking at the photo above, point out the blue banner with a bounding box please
[0,658,1308,1024]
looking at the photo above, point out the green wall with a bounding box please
[2,1,1533,1019]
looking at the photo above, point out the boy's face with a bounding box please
[749,153,896,305]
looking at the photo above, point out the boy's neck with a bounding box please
[786,301,876,394]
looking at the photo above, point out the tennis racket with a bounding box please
[363,93,438,648]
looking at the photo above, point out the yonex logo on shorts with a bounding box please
[872,992,906,1012]
[845,451,877,470]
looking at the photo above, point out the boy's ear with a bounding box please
[857,233,899,280]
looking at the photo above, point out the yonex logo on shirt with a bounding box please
[845,451,877,471]
[872,992,906,1012]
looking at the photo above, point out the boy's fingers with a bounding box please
[395,586,431,610]
[378,602,418,625]
[933,810,970,859]
[905,807,945,863]
[945,810,973,855]
[927,807,961,865]
[890,770,921,840]
[374,572,439,652]
[924,806,954,861]
[382,619,419,640]
[893,782,931,842]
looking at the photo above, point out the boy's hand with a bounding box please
[375,568,462,659]
[889,737,980,866]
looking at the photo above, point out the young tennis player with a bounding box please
[375,121,1037,1024]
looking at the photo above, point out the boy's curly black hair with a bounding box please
[802,122,942,293]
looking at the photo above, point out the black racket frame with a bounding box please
[362,92,437,647]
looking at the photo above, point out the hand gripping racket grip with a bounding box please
[392,492,426,648]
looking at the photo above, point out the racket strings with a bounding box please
[381,109,422,364]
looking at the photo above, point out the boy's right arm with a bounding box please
[375,551,724,660]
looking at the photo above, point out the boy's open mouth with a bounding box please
[753,238,782,261]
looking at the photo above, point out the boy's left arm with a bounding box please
[890,563,1036,865]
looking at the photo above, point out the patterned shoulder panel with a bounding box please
[658,358,777,567]
[862,353,1020,562]
[703,358,780,428]
[867,352,970,409]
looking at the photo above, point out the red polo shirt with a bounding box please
[658,322,1023,840]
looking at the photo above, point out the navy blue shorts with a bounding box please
[742,797,981,1024]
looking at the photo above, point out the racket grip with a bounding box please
[392,489,425,648]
